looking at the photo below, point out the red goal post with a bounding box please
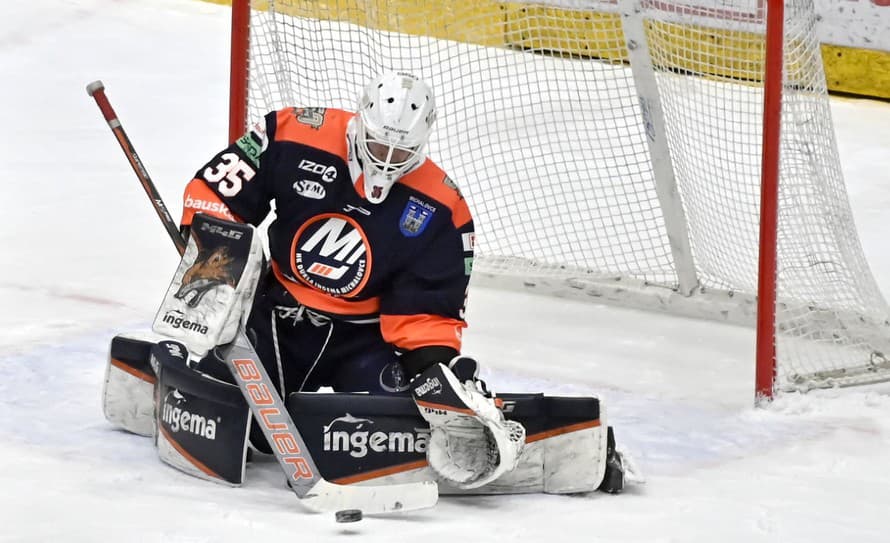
[756,0,784,401]
[227,0,890,401]
[229,0,250,146]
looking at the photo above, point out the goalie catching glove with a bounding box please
[411,357,526,489]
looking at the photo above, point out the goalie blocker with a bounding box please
[103,335,631,495]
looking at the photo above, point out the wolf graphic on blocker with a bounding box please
[174,244,237,308]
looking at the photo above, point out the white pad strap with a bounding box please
[412,361,526,489]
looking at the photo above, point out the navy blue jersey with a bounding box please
[181,107,474,353]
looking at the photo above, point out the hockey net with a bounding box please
[230,0,890,396]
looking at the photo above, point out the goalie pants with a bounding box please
[195,272,410,454]
[243,271,409,397]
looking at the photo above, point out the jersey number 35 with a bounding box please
[203,152,256,197]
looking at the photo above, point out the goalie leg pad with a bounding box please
[102,335,157,437]
[153,340,251,486]
[286,392,611,494]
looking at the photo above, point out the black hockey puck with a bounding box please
[335,509,363,523]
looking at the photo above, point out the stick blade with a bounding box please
[300,479,438,515]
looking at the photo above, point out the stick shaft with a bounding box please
[86,80,186,256]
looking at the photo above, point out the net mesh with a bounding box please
[239,0,890,391]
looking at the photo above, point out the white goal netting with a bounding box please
[237,0,890,392]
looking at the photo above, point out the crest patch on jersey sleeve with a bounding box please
[400,197,436,237]
[294,107,327,129]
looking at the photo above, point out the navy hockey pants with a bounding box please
[244,273,409,397]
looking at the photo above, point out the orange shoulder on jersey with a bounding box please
[380,313,465,352]
[398,162,472,228]
[273,107,352,161]
[181,178,240,226]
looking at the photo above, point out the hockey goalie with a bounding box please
[101,72,639,501]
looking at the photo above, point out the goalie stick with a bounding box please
[86,80,438,514]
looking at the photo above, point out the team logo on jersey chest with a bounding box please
[399,197,436,237]
[291,214,371,296]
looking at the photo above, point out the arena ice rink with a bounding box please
[2,1,890,541]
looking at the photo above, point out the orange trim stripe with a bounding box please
[415,399,475,416]
[332,459,429,485]
[110,358,156,384]
[380,313,464,351]
[526,420,601,443]
[159,426,224,481]
[271,261,381,316]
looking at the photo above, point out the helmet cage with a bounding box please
[351,72,436,203]
[355,117,426,180]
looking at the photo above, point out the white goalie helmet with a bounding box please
[352,72,437,203]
